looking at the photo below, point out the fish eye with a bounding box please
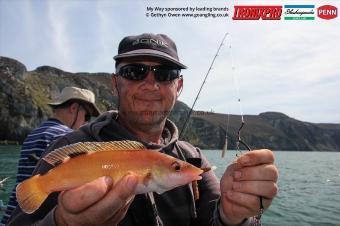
[171,161,181,172]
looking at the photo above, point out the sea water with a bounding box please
[202,150,340,226]
[0,145,339,226]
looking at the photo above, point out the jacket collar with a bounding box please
[80,111,179,150]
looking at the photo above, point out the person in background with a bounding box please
[7,34,278,226]
[0,86,100,226]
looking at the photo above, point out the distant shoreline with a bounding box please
[0,140,19,145]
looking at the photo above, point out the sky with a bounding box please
[1,0,339,123]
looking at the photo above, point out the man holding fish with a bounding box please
[7,33,278,226]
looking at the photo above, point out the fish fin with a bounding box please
[16,175,48,214]
[43,140,145,166]
[143,172,152,186]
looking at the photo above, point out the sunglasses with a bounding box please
[80,104,92,122]
[117,64,181,82]
[85,113,91,122]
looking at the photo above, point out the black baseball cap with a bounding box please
[114,33,187,69]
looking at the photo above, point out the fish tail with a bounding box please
[16,175,48,214]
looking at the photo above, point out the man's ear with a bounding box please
[69,102,79,113]
[177,78,183,97]
[112,73,118,96]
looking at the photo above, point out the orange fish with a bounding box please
[16,140,203,214]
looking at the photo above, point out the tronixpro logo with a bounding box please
[318,5,338,20]
[233,6,282,20]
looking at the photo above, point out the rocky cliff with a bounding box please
[0,56,115,143]
[193,111,340,151]
[1,56,339,151]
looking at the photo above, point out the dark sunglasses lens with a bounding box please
[85,114,91,122]
[154,68,180,82]
[80,104,92,122]
[119,65,148,81]
[119,64,180,82]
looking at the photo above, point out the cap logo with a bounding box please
[132,38,169,48]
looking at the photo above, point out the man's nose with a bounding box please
[143,70,159,88]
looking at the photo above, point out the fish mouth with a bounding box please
[193,175,202,181]
[192,168,204,181]
[182,166,203,182]
[191,167,212,181]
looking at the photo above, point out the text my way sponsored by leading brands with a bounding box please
[146,6,228,18]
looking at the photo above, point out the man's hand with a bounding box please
[219,149,278,225]
[55,173,138,226]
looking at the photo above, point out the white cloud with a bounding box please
[46,0,74,70]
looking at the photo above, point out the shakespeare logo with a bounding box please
[232,6,282,20]
[284,5,315,20]
[318,5,338,20]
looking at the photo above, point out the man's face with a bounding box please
[67,102,90,130]
[113,57,183,127]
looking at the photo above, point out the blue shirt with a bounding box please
[0,118,72,225]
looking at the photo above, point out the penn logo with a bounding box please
[233,6,282,20]
[318,5,337,20]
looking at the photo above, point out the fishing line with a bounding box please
[177,32,263,223]
[227,35,263,224]
[227,35,251,154]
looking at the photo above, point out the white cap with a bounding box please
[48,87,100,116]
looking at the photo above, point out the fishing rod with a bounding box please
[178,33,228,220]
[178,32,263,224]
[179,32,229,139]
